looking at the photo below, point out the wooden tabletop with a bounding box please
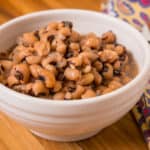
[0,0,148,150]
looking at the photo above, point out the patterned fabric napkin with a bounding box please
[101,0,150,148]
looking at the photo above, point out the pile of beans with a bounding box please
[0,21,137,100]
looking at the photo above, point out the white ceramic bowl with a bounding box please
[0,9,150,142]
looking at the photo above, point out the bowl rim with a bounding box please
[0,9,150,106]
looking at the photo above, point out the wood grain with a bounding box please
[0,0,148,150]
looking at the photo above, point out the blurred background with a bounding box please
[0,0,105,24]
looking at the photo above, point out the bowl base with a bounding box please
[30,129,100,142]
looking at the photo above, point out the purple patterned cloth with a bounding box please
[101,0,150,30]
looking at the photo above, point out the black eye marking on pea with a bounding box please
[91,84,97,89]
[102,35,108,41]
[114,69,121,76]
[49,89,55,94]
[38,75,45,81]
[57,73,64,81]
[76,66,82,70]
[21,57,26,62]
[119,55,125,61]
[68,87,76,92]
[47,35,55,43]
[68,61,75,66]
[30,77,35,82]
[29,89,34,96]
[62,21,73,29]
[65,51,73,58]
[15,71,24,80]
[64,37,71,46]
[39,92,46,96]
[0,69,4,75]
[34,31,40,40]
[32,51,38,56]
[51,61,57,66]
[102,65,108,72]
[0,64,5,72]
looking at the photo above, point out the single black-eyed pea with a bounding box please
[84,37,101,49]
[32,80,49,96]
[56,41,67,55]
[38,28,48,39]
[95,85,105,95]
[112,76,121,82]
[53,92,65,100]
[29,64,56,88]
[122,76,132,84]
[26,55,41,64]
[12,47,32,63]
[7,75,19,87]
[81,89,96,99]
[12,83,32,93]
[70,31,80,42]
[102,63,113,79]
[58,22,65,29]
[0,60,13,71]
[79,73,94,86]
[11,63,30,84]
[18,32,38,47]
[59,27,71,37]
[69,43,80,51]
[25,83,33,93]
[104,44,115,50]
[79,51,98,65]
[82,65,92,73]
[39,69,56,88]
[63,81,76,93]
[92,68,102,85]
[42,52,67,69]
[34,41,50,56]
[102,87,113,94]
[65,92,72,100]
[42,64,57,76]
[64,68,81,81]
[102,31,116,44]
[52,81,62,93]
[57,33,66,41]
[93,61,103,72]
[47,22,59,31]
[30,64,42,78]
[98,49,118,63]
[119,54,129,65]
[108,80,122,90]
[72,85,85,99]
[115,45,126,56]
[51,38,57,50]
[68,56,82,67]
[113,60,121,70]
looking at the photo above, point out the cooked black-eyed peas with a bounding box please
[0,21,138,100]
